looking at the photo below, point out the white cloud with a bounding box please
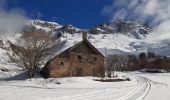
[113,9,127,20]
[0,0,28,39]
[102,0,170,34]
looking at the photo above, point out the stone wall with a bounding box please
[41,39,105,78]
[44,52,105,78]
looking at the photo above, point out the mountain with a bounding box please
[1,19,170,59]
[26,19,150,39]
[25,20,151,54]
[89,20,150,39]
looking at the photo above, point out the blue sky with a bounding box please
[5,0,112,28]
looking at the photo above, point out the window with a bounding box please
[60,62,64,65]
[93,57,97,61]
[77,55,82,60]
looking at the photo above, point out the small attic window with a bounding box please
[93,57,97,61]
[77,55,82,60]
[61,62,64,65]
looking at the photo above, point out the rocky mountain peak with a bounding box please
[89,20,151,39]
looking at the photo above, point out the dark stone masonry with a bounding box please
[41,32,105,78]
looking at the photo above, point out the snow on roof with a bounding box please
[44,38,105,64]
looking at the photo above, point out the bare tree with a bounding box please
[6,30,58,78]
[117,55,128,71]
[106,55,128,78]
[127,55,139,71]
[106,56,113,78]
[106,55,119,78]
[139,52,148,69]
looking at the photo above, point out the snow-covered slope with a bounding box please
[1,19,170,63]
[23,20,148,55]
[24,19,168,57]
[89,20,150,39]
[30,19,62,31]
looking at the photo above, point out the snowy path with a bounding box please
[134,73,169,100]
[123,75,152,100]
[0,72,169,100]
[50,75,151,100]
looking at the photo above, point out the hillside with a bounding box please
[21,19,170,57]
[1,19,170,64]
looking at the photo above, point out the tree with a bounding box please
[6,30,58,78]
[117,55,129,71]
[106,55,128,78]
[139,52,147,59]
[106,56,114,78]
[127,55,139,70]
[139,52,148,69]
[147,52,155,58]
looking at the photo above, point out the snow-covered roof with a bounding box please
[45,38,105,64]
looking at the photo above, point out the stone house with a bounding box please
[41,32,105,78]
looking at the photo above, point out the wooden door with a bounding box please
[76,68,83,76]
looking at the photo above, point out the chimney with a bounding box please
[82,32,87,40]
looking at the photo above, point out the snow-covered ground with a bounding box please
[55,32,170,57]
[135,72,170,100]
[0,70,170,100]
